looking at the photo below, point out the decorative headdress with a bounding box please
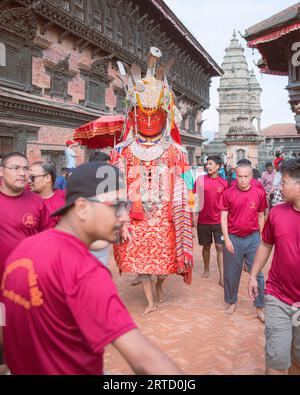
[117,47,182,140]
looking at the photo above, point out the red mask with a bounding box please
[131,108,167,138]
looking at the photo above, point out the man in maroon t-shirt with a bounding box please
[220,163,267,321]
[0,152,50,369]
[0,153,50,279]
[249,159,300,376]
[1,162,182,375]
[194,155,228,286]
[29,161,65,227]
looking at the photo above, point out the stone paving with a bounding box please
[104,243,271,375]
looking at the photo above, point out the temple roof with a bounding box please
[225,115,262,143]
[244,2,300,39]
[261,123,299,137]
[243,3,300,75]
[219,32,262,91]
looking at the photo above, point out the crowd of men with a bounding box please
[0,145,299,376]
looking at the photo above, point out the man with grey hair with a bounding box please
[219,163,268,321]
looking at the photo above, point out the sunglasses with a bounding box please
[29,174,48,182]
[86,198,132,217]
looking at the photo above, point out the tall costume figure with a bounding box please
[112,48,193,315]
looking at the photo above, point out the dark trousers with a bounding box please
[223,232,265,308]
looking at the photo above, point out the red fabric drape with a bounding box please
[247,23,300,47]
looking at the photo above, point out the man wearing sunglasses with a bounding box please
[1,162,181,375]
[29,161,65,228]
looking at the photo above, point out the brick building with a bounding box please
[260,123,300,164]
[0,0,221,169]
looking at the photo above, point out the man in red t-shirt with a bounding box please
[0,152,50,282]
[29,161,65,227]
[0,152,50,369]
[220,163,267,321]
[248,159,300,376]
[274,151,284,171]
[1,162,182,375]
[194,155,228,286]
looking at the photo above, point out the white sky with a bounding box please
[164,0,296,140]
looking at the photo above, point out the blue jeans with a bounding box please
[223,232,265,308]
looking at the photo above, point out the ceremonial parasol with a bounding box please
[73,114,125,149]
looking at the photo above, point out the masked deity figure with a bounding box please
[111,47,193,315]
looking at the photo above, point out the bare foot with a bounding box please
[256,309,265,323]
[219,278,224,288]
[0,364,9,375]
[156,284,167,303]
[225,304,236,315]
[141,304,157,317]
[131,276,141,286]
[201,271,210,279]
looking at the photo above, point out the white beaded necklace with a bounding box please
[130,139,170,161]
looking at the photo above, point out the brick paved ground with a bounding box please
[104,242,271,375]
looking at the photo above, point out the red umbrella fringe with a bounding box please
[74,124,123,139]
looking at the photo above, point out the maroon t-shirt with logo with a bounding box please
[194,175,228,224]
[231,178,264,191]
[43,189,65,228]
[0,189,50,281]
[219,185,267,237]
[262,203,300,306]
[2,229,137,374]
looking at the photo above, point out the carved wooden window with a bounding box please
[127,24,135,53]
[89,79,105,108]
[41,150,64,172]
[114,88,125,114]
[0,136,14,156]
[62,0,70,11]
[75,0,86,21]
[92,0,104,32]
[0,42,33,92]
[115,13,123,46]
[52,72,69,98]
[80,74,106,110]
[105,4,114,39]
[116,94,125,113]
[45,55,74,100]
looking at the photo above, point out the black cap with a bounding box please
[51,162,122,217]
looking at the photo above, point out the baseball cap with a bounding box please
[51,162,124,217]
[66,140,75,146]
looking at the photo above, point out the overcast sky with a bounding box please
[164,0,296,140]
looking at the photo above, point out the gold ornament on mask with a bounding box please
[136,88,164,117]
